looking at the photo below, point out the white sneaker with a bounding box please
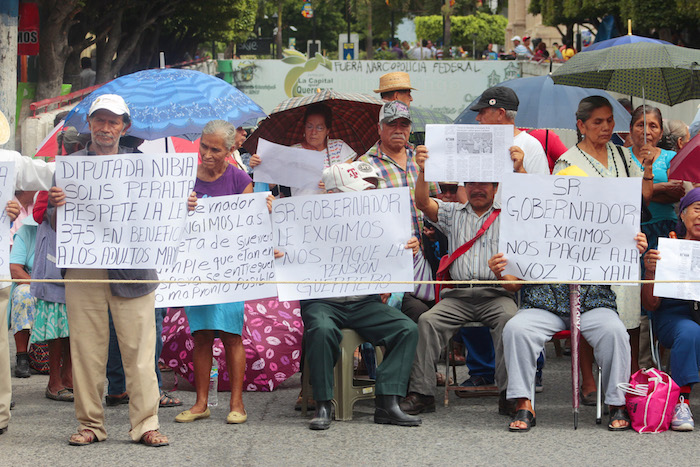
[671,397,694,432]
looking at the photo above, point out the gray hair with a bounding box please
[661,119,689,152]
[202,120,237,149]
[504,110,517,122]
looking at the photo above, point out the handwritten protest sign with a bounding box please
[424,124,513,182]
[653,237,700,301]
[271,187,414,301]
[0,162,16,276]
[55,153,197,269]
[499,173,641,283]
[156,192,277,307]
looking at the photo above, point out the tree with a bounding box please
[415,12,508,52]
[528,0,611,44]
[36,0,82,101]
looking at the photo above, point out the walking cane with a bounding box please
[569,284,582,429]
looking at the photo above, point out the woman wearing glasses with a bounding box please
[249,103,355,195]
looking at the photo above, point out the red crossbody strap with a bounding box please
[436,209,500,277]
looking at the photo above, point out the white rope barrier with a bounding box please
[4,278,700,285]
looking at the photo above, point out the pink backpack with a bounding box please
[618,368,680,433]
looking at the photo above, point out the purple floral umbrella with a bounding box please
[160,298,303,392]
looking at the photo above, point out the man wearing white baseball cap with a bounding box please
[48,94,174,447]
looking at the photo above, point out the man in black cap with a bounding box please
[470,86,548,175]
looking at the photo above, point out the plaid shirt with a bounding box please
[358,143,439,239]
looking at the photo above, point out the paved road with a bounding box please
[2,342,699,466]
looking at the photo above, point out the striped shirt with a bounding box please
[434,199,500,281]
[358,143,438,239]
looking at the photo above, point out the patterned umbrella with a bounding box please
[64,68,266,141]
[582,35,671,52]
[242,89,383,156]
[410,106,453,133]
[551,42,700,106]
[160,298,302,392]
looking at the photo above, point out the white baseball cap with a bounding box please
[511,35,522,42]
[322,163,374,192]
[89,94,130,117]
[351,161,384,187]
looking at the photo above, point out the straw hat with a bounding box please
[0,109,10,145]
[374,72,416,93]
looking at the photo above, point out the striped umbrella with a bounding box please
[243,90,383,156]
[552,42,700,106]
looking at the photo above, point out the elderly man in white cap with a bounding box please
[48,94,174,447]
[0,109,56,436]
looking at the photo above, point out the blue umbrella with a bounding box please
[64,68,266,141]
[454,75,631,132]
[582,34,671,52]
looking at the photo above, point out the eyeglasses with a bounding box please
[305,123,327,132]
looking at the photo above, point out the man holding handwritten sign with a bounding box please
[400,148,518,417]
[49,95,190,447]
[274,164,421,430]
[498,173,641,282]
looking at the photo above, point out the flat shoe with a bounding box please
[227,410,248,424]
[175,408,211,423]
[581,390,597,406]
[509,409,536,432]
[46,387,74,402]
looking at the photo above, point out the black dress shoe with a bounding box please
[498,390,517,416]
[309,400,332,430]
[0,426,6,435]
[14,352,30,378]
[105,393,130,407]
[399,392,435,415]
[375,395,421,426]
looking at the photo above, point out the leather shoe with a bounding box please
[14,352,30,378]
[498,390,517,416]
[399,392,435,415]
[375,395,421,426]
[309,400,332,430]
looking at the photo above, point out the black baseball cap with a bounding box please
[469,86,520,112]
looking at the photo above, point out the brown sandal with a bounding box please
[140,429,169,447]
[69,429,98,446]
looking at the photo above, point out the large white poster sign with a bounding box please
[156,192,277,307]
[253,139,326,188]
[653,237,700,301]
[0,162,16,276]
[424,124,513,182]
[499,174,641,282]
[271,187,414,301]
[55,153,197,269]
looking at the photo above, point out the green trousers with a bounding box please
[301,296,418,401]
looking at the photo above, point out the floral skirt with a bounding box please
[10,283,36,334]
[29,299,69,344]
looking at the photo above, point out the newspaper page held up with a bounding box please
[424,124,513,182]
